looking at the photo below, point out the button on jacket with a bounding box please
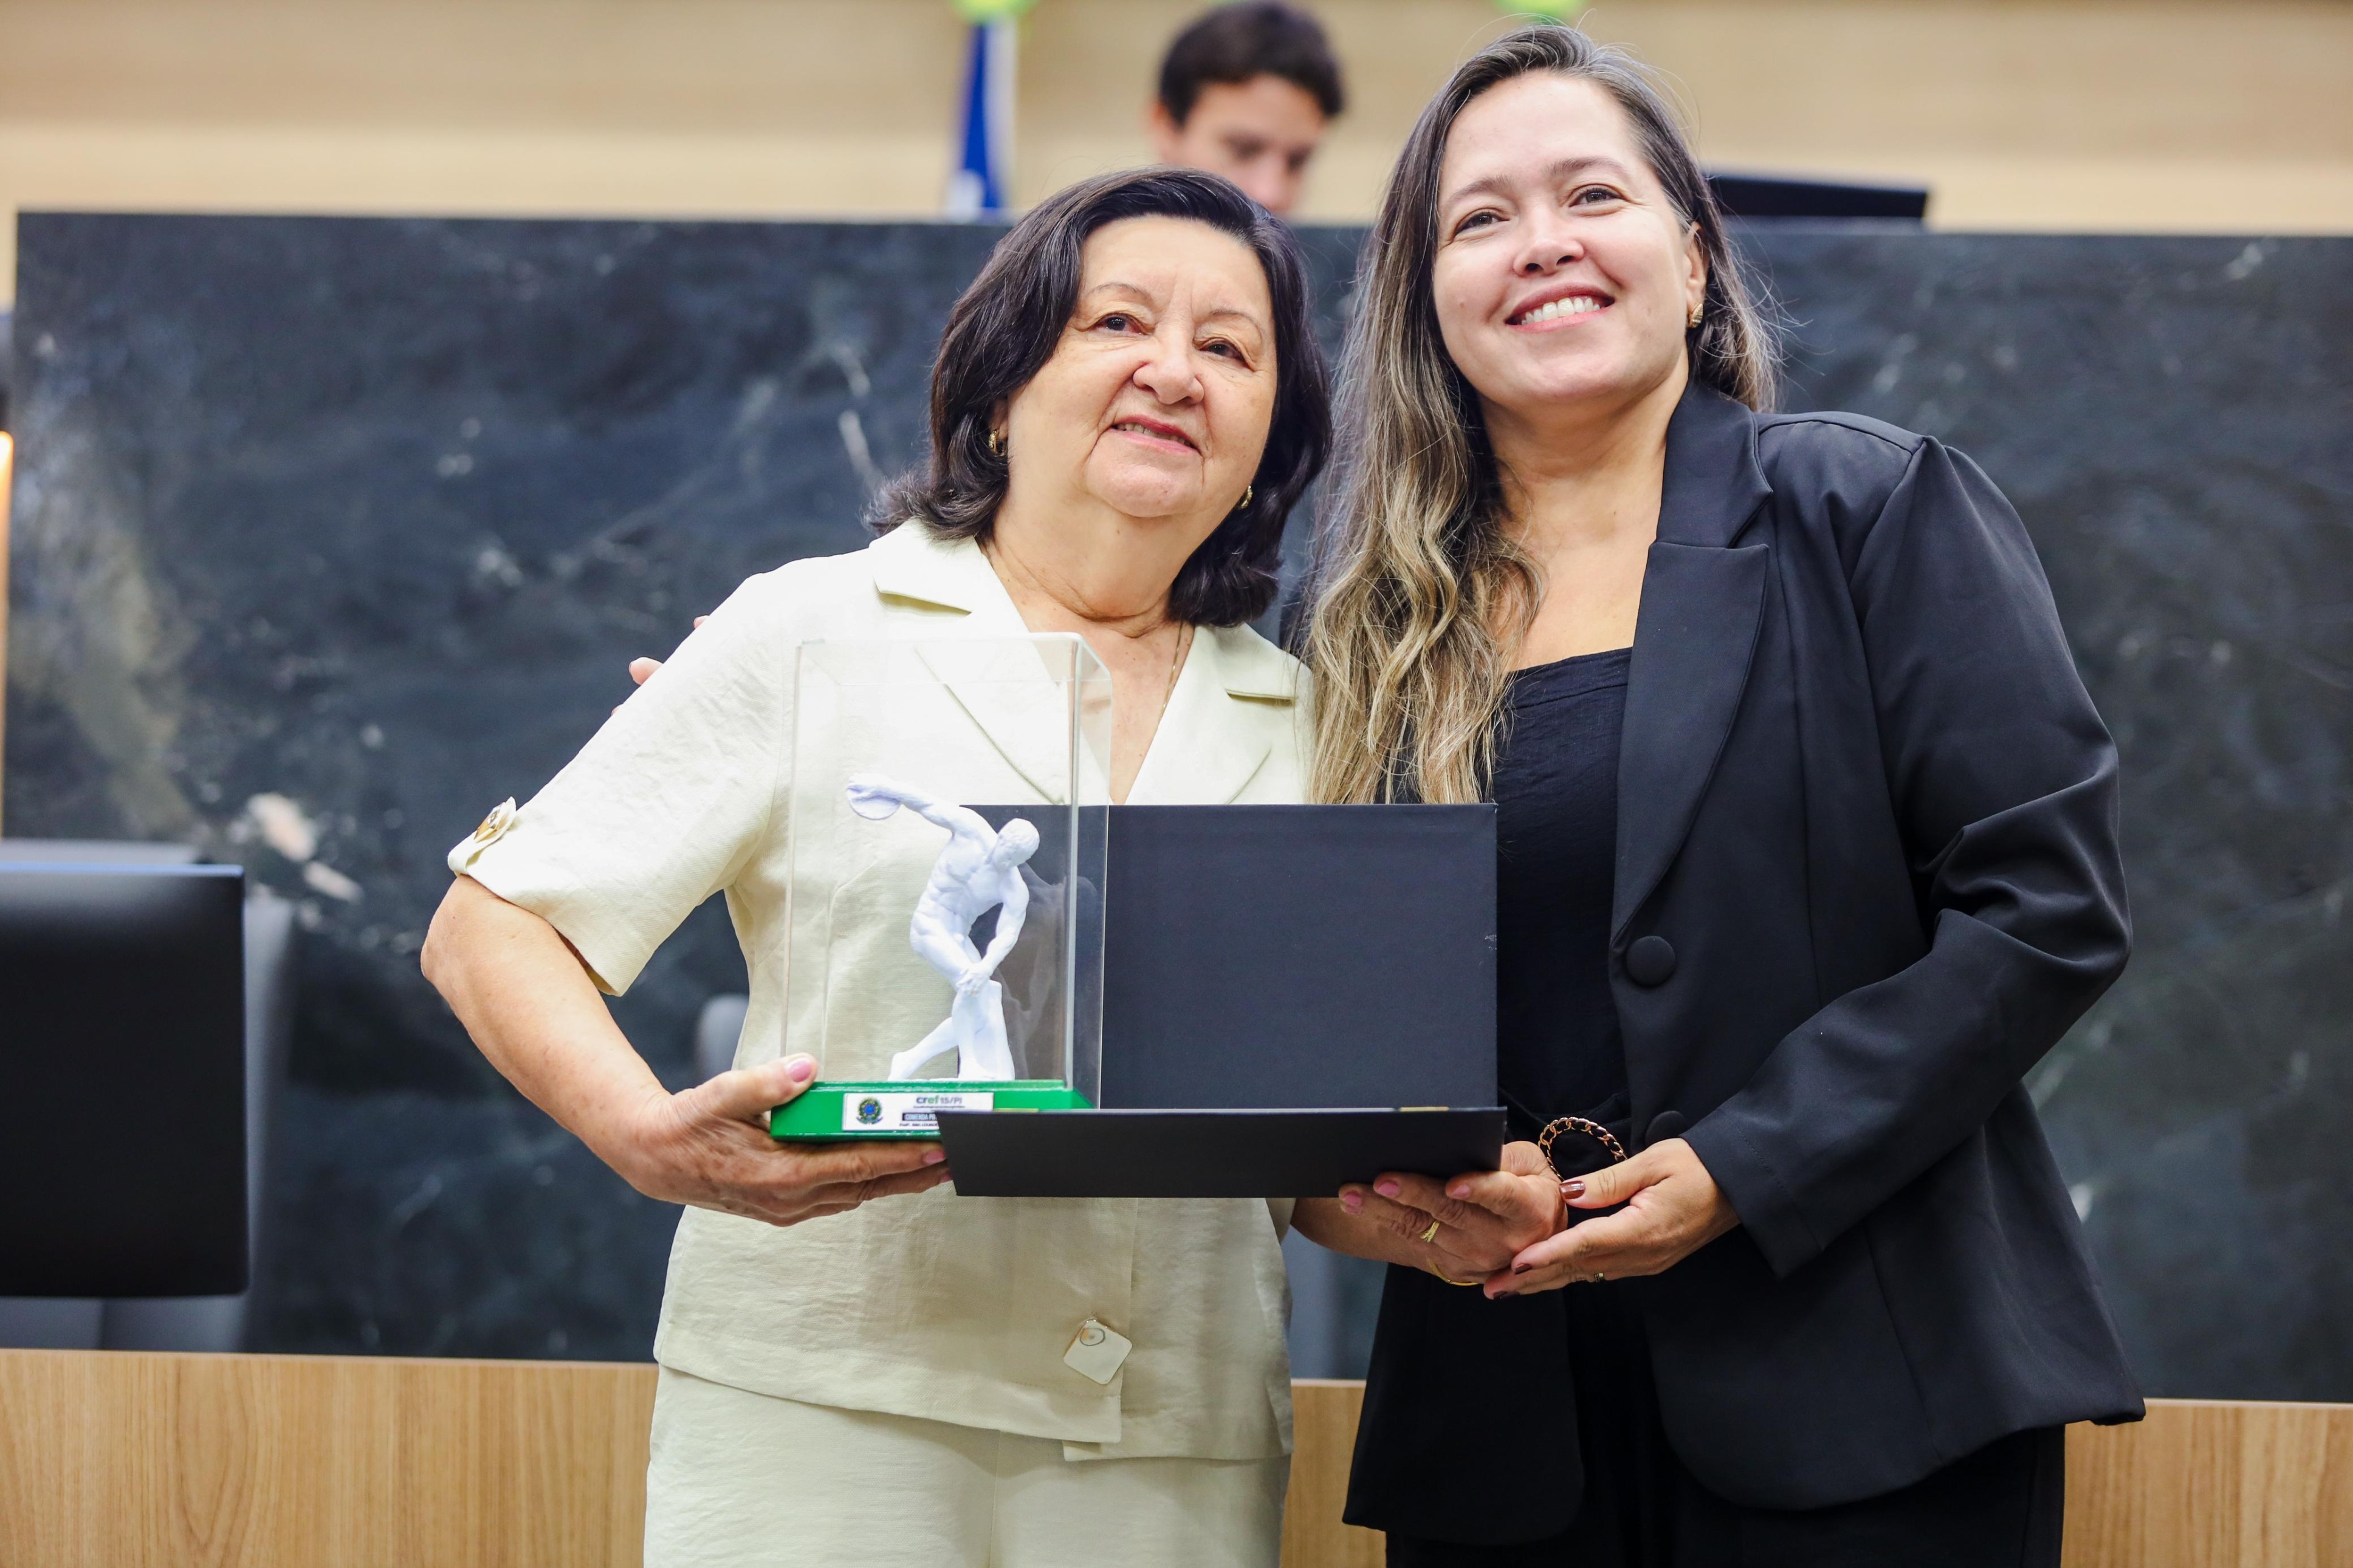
[452,521,1308,1461]
[1345,386,2142,1539]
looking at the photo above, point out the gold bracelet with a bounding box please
[1539,1116,1626,1171]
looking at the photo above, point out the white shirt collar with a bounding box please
[865,521,1301,704]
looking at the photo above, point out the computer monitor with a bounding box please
[0,855,247,1296]
[1708,171,1931,221]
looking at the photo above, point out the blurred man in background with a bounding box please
[1149,2,1345,217]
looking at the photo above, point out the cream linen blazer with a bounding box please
[450,521,1310,1460]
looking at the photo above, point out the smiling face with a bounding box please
[1430,72,1707,436]
[999,215,1277,542]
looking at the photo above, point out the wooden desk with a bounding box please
[2,1351,2345,1567]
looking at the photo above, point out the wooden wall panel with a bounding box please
[2062,1399,2353,1568]
[5,1352,2350,1567]
[2,0,2351,305]
[1284,1380,1382,1568]
[0,1349,656,1567]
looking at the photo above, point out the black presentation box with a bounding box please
[938,804,1503,1196]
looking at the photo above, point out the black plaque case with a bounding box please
[939,804,1503,1196]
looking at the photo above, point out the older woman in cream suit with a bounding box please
[422,169,1329,1568]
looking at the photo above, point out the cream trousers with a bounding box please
[644,1366,1290,1568]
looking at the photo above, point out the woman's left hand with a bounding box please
[1493,1137,1739,1296]
[1339,1140,1564,1283]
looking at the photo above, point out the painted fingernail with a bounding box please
[1513,1263,1533,1275]
[785,1055,816,1084]
[1562,1179,1585,1200]
[1375,1180,1400,1198]
[922,1148,946,1165]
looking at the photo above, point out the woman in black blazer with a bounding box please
[1291,27,2140,1567]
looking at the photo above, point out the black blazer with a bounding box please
[1344,385,2143,1538]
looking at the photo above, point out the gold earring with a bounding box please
[1688,305,1704,330]
[985,428,1005,457]
[1237,484,1254,512]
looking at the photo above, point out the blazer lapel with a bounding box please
[867,526,1293,807]
[1128,625,1291,804]
[916,638,1104,805]
[1613,388,1774,937]
[868,525,1097,803]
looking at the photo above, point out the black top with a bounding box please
[1492,647,1631,1138]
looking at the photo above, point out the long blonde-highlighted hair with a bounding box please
[1302,25,1778,804]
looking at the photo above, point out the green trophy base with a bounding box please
[768,1080,1091,1140]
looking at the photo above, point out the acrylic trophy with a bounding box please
[766,635,1110,1140]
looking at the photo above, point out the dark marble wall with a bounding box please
[7,216,999,1356]
[1753,231,2353,1403]
[7,216,2348,1398]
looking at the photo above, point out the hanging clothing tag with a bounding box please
[1062,1318,1132,1385]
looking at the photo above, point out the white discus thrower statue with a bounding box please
[845,773,1040,1081]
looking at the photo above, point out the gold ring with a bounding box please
[1418,1219,1441,1244]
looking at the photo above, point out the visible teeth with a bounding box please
[1519,295,1603,324]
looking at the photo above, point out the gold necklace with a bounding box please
[1161,621,1194,717]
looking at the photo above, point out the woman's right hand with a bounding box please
[1338,1139,1565,1284]
[600,1052,953,1227]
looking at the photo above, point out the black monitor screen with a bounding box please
[0,860,247,1296]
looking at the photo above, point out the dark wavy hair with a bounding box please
[871,167,1331,627]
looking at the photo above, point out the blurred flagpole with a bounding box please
[946,0,1034,218]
